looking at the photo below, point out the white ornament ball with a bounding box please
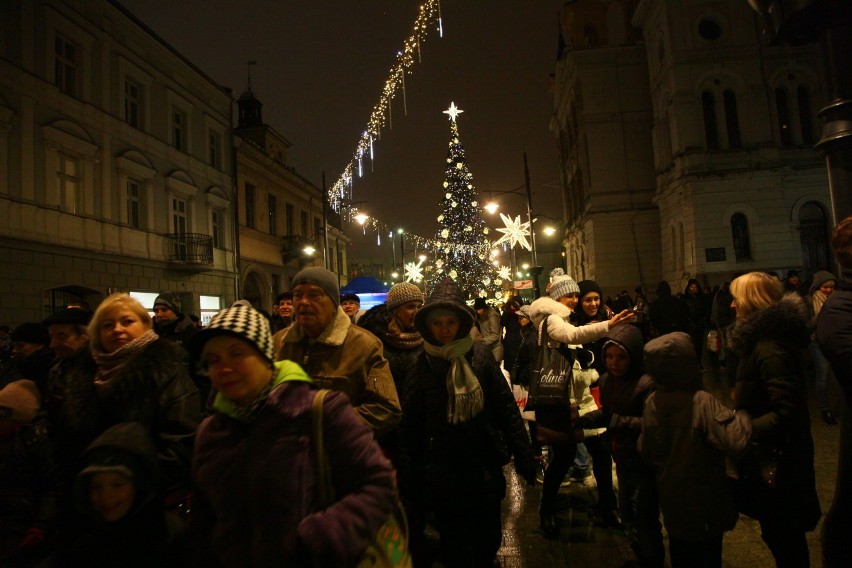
[450,201,457,208]
[483,228,489,234]
[456,162,463,169]
[445,192,452,199]
[443,181,448,188]
[495,279,502,286]
[435,259,444,268]
[483,277,491,286]
[449,270,458,279]
[441,229,449,238]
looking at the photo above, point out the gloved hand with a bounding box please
[18,527,45,549]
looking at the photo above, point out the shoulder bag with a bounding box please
[312,389,413,568]
[526,318,575,411]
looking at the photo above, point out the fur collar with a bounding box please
[528,296,571,327]
[280,306,351,347]
[728,294,810,354]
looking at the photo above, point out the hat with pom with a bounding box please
[550,274,580,300]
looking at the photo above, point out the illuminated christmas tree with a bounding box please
[427,102,498,299]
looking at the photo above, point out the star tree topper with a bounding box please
[493,213,532,251]
[443,101,464,122]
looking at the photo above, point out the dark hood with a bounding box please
[728,293,811,354]
[358,303,392,336]
[602,324,645,377]
[415,278,474,343]
[74,422,160,521]
[655,281,672,298]
[643,332,702,391]
[808,270,837,295]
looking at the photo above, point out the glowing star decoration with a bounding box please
[443,101,464,122]
[404,258,425,283]
[493,213,532,251]
[449,269,458,279]
[497,265,511,281]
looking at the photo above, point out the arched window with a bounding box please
[731,213,751,261]
[670,226,678,270]
[723,89,741,148]
[775,88,792,146]
[798,201,831,271]
[701,91,719,150]
[584,25,599,48]
[772,74,817,146]
[797,85,814,145]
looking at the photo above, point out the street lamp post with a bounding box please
[483,153,544,298]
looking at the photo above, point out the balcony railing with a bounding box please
[164,233,214,266]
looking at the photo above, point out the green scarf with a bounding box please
[423,335,484,424]
[213,360,313,422]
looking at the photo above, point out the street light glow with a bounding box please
[302,245,316,256]
[418,254,427,262]
[543,226,557,236]
[484,201,499,214]
[354,213,368,225]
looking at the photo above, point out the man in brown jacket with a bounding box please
[274,267,401,436]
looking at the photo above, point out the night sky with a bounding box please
[119,0,565,253]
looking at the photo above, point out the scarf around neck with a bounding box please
[92,329,159,384]
[812,290,828,316]
[423,335,484,424]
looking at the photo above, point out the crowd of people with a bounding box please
[0,217,849,566]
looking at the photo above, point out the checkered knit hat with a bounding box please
[386,282,424,311]
[549,274,580,300]
[189,301,275,364]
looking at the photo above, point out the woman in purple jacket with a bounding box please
[188,302,396,567]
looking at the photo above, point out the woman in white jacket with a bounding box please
[528,273,634,538]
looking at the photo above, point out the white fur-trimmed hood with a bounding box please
[280,306,351,347]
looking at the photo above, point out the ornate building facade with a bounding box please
[0,0,239,323]
[551,0,832,294]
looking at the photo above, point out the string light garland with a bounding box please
[328,0,443,214]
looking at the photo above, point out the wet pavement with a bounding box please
[484,362,844,567]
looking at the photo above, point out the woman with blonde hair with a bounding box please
[86,293,200,494]
[728,271,820,567]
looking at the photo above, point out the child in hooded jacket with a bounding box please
[575,324,664,567]
[638,332,752,568]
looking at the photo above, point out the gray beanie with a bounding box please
[189,301,274,364]
[291,267,340,308]
[386,282,424,311]
[550,274,580,300]
[153,292,182,314]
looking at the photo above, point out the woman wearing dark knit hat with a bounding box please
[569,279,619,527]
[189,301,396,566]
[399,278,537,568]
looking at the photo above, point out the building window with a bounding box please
[54,34,76,95]
[797,85,814,145]
[58,154,78,213]
[172,197,187,234]
[723,89,741,148]
[775,88,792,146]
[200,295,222,327]
[127,180,140,228]
[268,194,277,236]
[701,91,719,150]
[314,217,322,242]
[124,79,140,128]
[286,203,294,235]
[244,183,255,229]
[211,209,223,249]
[208,131,221,168]
[731,213,751,261]
[172,109,186,151]
[300,211,309,237]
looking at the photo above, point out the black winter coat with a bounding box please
[576,324,654,472]
[399,342,536,507]
[92,339,200,493]
[729,295,821,530]
[358,304,423,396]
